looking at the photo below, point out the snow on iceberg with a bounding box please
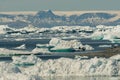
[91,30,104,40]
[49,38,94,51]
[12,55,41,66]
[0,54,120,78]
[14,44,26,50]
[91,25,120,43]
[0,48,37,56]
[0,25,10,34]
[0,61,41,80]
[32,47,51,53]
[10,54,120,76]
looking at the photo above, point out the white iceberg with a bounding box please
[14,44,26,50]
[0,25,11,34]
[91,25,120,43]
[32,47,51,53]
[49,38,94,51]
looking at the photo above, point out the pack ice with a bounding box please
[1,54,120,80]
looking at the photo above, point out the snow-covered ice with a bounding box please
[0,54,119,77]
[91,25,120,43]
[49,38,94,50]
[0,54,120,79]
[32,47,50,53]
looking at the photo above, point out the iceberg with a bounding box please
[32,47,51,53]
[91,30,104,40]
[0,25,10,34]
[49,38,94,51]
[14,44,26,50]
[91,25,120,43]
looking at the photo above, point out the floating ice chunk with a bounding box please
[49,38,94,51]
[49,38,61,46]
[0,25,10,34]
[19,25,38,32]
[15,38,26,41]
[111,39,120,43]
[84,45,94,50]
[32,47,51,53]
[91,25,120,42]
[14,44,26,50]
[12,55,41,66]
[99,45,112,48]
[91,31,104,40]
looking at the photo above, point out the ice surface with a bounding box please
[1,54,120,79]
[0,61,41,80]
[7,54,120,77]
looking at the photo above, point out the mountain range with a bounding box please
[0,10,120,28]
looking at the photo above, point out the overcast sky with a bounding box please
[0,0,120,11]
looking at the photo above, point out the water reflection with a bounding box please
[42,76,120,80]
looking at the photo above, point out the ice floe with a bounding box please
[0,25,11,34]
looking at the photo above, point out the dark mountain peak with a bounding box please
[35,10,57,18]
[47,10,53,14]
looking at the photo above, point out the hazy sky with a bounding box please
[0,0,120,11]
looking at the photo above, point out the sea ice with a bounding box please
[1,54,120,79]
[10,54,120,76]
